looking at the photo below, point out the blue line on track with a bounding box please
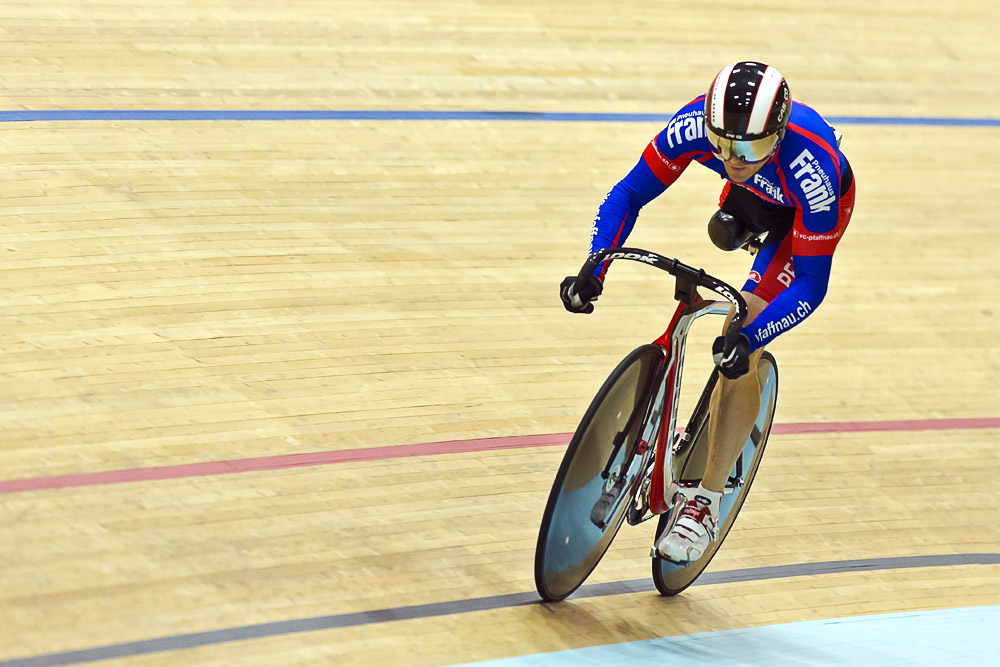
[0,109,998,126]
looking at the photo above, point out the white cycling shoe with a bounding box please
[654,495,719,563]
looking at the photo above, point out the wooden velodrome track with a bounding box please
[1,1,998,665]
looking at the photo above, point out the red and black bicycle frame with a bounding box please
[576,248,748,523]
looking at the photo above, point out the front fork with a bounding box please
[634,298,734,525]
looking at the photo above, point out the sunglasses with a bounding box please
[706,127,781,164]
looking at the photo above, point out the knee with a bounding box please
[708,210,755,252]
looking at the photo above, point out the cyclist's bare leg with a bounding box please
[701,290,770,494]
[656,290,771,563]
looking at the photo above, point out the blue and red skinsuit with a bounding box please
[589,95,856,351]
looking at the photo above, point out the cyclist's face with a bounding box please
[722,155,766,183]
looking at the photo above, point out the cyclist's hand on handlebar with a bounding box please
[712,334,751,379]
[559,275,603,314]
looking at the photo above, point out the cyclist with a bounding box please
[559,61,856,563]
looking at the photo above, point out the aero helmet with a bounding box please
[704,61,790,163]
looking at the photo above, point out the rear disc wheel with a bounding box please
[652,351,779,596]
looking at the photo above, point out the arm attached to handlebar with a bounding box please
[576,247,749,356]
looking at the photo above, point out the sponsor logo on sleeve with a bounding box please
[748,270,762,283]
[664,109,707,149]
[752,299,814,345]
[649,140,681,171]
[589,193,609,249]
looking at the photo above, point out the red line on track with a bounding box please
[2,417,997,495]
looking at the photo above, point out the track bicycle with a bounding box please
[534,246,779,601]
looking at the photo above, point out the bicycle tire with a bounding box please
[534,344,664,602]
[651,351,779,596]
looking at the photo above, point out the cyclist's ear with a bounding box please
[708,210,755,251]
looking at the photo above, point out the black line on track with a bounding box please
[3,553,998,666]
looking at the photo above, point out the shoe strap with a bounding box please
[680,501,718,538]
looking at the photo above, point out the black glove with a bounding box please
[712,333,751,379]
[559,275,604,314]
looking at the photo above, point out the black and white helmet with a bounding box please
[704,61,790,163]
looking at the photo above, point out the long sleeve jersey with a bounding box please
[589,95,853,351]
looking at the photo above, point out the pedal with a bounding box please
[665,482,682,506]
[649,491,689,558]
[627,458,657,525]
